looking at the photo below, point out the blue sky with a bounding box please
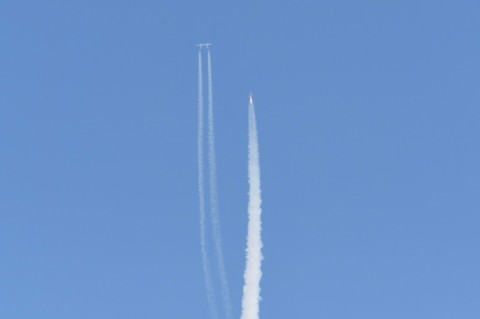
[1,1,479,318]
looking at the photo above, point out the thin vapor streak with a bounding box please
[241,98,263,319]
[198,50,219,319]
[206,49,234,319]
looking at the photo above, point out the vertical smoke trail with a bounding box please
[198,49,219,319]
[206,49,234,319]
[241,96,263,319]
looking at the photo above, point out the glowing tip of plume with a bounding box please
[249,95,253,104]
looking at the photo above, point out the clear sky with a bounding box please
[1,1,479,318]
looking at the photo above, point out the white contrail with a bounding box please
[241,96,263,319]
[206,49,234,319]
[198,49,219,319]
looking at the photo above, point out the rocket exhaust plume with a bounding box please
[207,49,234,319]
[197,50,219,319]
[241,95,264,319]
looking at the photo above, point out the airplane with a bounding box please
[196,43,212,49]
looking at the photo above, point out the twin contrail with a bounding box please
[241,96,263,319]
[198,49,219,319]
[198,47,233,319]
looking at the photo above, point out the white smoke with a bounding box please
[206,49,234,319]
[241,98,263,319]
[197,49,219,319]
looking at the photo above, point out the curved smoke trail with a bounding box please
[206,49,234,319]
[198,49,219,319]
[241,97,263,319]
